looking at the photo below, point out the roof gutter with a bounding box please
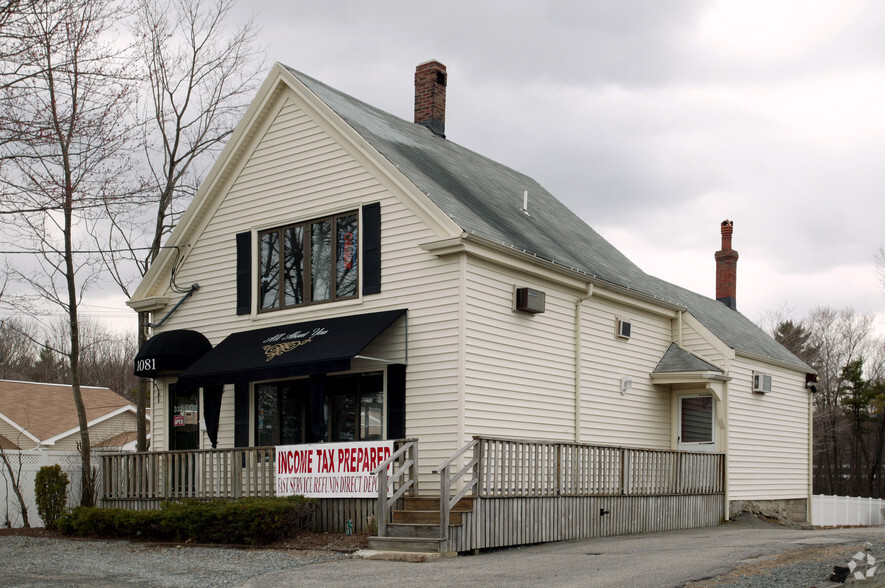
[423,232,686,314]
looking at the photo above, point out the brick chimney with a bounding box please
[715,220,739,310]
[414,60,447,137]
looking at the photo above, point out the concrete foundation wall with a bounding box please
[729,498,808,523]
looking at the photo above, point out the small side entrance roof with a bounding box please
[176,309,406,388]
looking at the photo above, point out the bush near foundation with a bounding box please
[57,496,318,545]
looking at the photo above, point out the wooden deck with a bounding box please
[370,436,725,553]
[443,438,726,551]
[99,437,725,548]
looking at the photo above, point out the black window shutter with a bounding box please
[234,382,249,447]
[235,232,251,315]
[362,203,381,295]
[387,364,406,440]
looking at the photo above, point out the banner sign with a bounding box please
[275,440,394,498]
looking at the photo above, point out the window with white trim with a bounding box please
[679,394,714,448]
[258,211,358,311]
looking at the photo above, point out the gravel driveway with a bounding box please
[0,536,348,587]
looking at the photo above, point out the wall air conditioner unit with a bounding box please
[515,287,545,314]
[616,319,632,340]
[753,372,773,394]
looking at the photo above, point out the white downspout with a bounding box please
[807,384,814,523]
[574,284,594,442]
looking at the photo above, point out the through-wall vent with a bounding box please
[617,319,632,340]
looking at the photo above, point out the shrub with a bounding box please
[34,464,69,529]
[56,496,317,545]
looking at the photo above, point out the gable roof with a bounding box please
[0,380,135,445]
[0,433,20,450]
[654,343,724,374]
[282,65,809,373]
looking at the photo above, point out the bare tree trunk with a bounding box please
[64,180,94,506]
[0,446,30,527]
[136,310,149,451]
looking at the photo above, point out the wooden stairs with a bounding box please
[367,495,474,553]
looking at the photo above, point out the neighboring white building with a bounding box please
[129,61,814,521]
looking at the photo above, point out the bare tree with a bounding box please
[78,319,139,398]
[0,318,36,380]
[0,431,30,527]
[0,0,138,505]
[801,307,877,495]
[100,0,263,450]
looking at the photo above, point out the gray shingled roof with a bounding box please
[654,343,724,374]
[285,65,810,373]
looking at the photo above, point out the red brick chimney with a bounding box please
[414,60,446,137]
[715,220,739,310]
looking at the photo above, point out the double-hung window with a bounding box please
[258,211,359,311]
[678,394,715,452]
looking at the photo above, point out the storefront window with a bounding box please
[326,372,382,442]
[259,211,358,311]
[255,380,308,446]
[360,388,383,440]
[254,371,383,445]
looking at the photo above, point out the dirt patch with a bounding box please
[0,526,370,552]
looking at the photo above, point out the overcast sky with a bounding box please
[85,0,885,334]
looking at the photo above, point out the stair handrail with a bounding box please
[373,438,419,537]
[432,438,480,541]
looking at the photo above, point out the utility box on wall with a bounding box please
[515,287,545,314]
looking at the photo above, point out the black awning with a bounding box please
[176,309,406,388]
[134,329,213,377]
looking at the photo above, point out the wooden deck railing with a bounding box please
[476,437,725,497]
[422,436,724,544]
[100,447,276,502]
[373,438,419,536]
[433,438,479,540]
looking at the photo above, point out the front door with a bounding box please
[169,384,199,451]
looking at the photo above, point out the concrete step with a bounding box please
[368,536,444,553]
[392,509,462,525]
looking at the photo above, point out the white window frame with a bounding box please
[677,393,716,452]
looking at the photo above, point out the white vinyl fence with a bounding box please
[813,494,885,527]
[0,450,86,528]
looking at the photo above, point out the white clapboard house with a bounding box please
[116,61,814,553]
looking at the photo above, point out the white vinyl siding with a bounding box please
[463,259,575,441]
[148,91,462,470]
[139,77,811,506]
[726,359,810,500]
[579,297,672,448]
[51,412,137,452]
[0,421,36,450]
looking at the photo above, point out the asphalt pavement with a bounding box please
[241,516,885,588]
